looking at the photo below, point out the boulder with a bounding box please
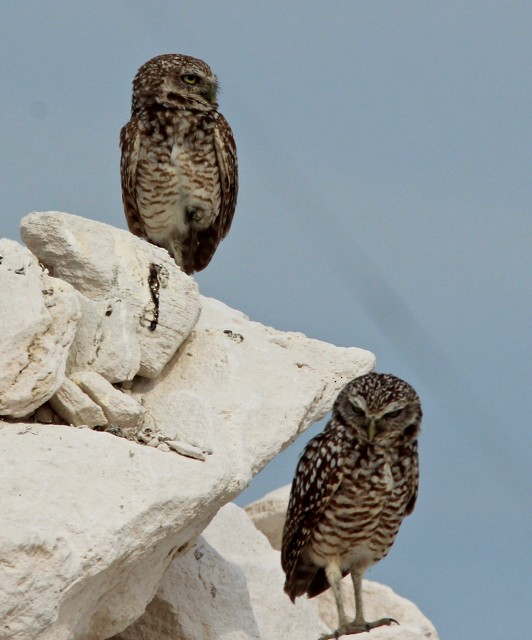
[0,239,80,418]
[129,295,375,483]
[0,297,373,640]
[20,212,201,379]
[115,500,438,640]
[67,292,141,383]
[114,503,327,640]
[245,484,291,551]
[318,581,439,639]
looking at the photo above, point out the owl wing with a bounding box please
[281,425,347,600]
[120,117,147,239]
[405,440,419,516]
[191,111,238,272]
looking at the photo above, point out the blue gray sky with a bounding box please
[1,2,530,639]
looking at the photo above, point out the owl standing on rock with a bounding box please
[120,54,238,275]
[282,372,422,639]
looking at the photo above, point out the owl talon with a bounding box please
[319,617,397,639]
[342,617,398,635]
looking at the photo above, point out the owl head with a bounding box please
[335,372,422,445]
[131,53,219,115]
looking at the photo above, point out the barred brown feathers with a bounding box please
[281,372,422,638]
[120,54,238,274]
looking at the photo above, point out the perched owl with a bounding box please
[281,372,422,639]
[120,54,238,274]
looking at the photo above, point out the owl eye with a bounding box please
[385,408,403,419]
[182,74,199,85]
[350,405,365,417]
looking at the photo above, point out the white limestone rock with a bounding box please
[114,503,327,640]
[70,370,146,437]
[67,292,141,383]
[49,376,108,428]
[0,297,374,640]
[129,296,375,489]
[245,484,291,551]
[117,503,438,640]
[0,239,80,418]
[20,211,201,379]
[0,421,228,640]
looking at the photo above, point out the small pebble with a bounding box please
[166,440,206,461]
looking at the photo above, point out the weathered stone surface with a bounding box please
[49,377,107,428]
[116,502,438,640]
[67,292,140,383]
[0,210,438,640]
[20,212,201,379]
[245,484,291,551]
[130,295,375,487]
[0,239,80,418]
[0,297,374,640]
[0,421,227,640]
[70,371,146,436]
[114,503,326,640]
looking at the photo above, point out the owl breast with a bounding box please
[135,119,221,248]
[307,445,411,572]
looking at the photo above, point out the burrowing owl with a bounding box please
[281,372,422,639]
[120,54,238,274]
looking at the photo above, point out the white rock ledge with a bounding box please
[20,211,201,379]
[0,239,80,418]
[0,295,374,640]
[0,211,437,640]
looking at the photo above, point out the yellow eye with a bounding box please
[182,74,199,85]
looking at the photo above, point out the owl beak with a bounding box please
[368,420,377,441]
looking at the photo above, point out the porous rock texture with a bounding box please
[1,211,380,640]
[113,503,327,640]
[245,484,291,551]
[0,239,80,418]
[20,211,201,379]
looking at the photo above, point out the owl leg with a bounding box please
[342,569,397,634]
[319,569,397,638]
[318,562,347,639]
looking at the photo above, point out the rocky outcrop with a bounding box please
[246,484,291,551]
[0,211,437,640]
[0,239,80,418]
[20,211,201,380]
[113,503,326,640]
[1,211,378,640]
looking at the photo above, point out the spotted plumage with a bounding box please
[281,372,422,638]
[120,54,238,274]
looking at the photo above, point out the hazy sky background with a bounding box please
[1,2,530,639]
